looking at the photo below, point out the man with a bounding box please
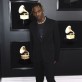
[29,3,60,82]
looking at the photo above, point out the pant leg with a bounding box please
[44,62,56,82]
[34,61,44,82]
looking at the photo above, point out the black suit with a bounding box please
[30,17,60,82]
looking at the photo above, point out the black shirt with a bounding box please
[37,23,45,39]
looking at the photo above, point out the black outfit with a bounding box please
[30,17,60,82]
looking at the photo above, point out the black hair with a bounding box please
[32,2,43,10]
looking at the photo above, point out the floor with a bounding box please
[1,75,82,82]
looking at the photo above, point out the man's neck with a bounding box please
[37,16,46,24]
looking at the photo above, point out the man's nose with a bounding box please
[36,13,39,16]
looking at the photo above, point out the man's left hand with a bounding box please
[54,61,56,64]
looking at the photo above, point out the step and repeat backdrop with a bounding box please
[1,0,82,77]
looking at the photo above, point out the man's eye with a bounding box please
[38,10,41,12]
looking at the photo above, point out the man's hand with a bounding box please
[54,61,56,64]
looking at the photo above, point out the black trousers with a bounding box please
[33,59,56,82]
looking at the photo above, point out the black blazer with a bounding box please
[29,17,60,63]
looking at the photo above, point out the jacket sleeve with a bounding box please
[29,24,34,59]
[53,21,60,62]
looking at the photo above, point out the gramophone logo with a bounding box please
[18,5,29,20]
[65,25,75,39]
[20,46,30,60]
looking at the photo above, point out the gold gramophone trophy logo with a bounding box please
[65,25,75,40]
[20,46,30,60]
[18,5,29,24]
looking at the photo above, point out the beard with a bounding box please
[36,15,44,22]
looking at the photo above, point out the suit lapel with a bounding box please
[33,22,41,40]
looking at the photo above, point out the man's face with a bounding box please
[32,6,44,21]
